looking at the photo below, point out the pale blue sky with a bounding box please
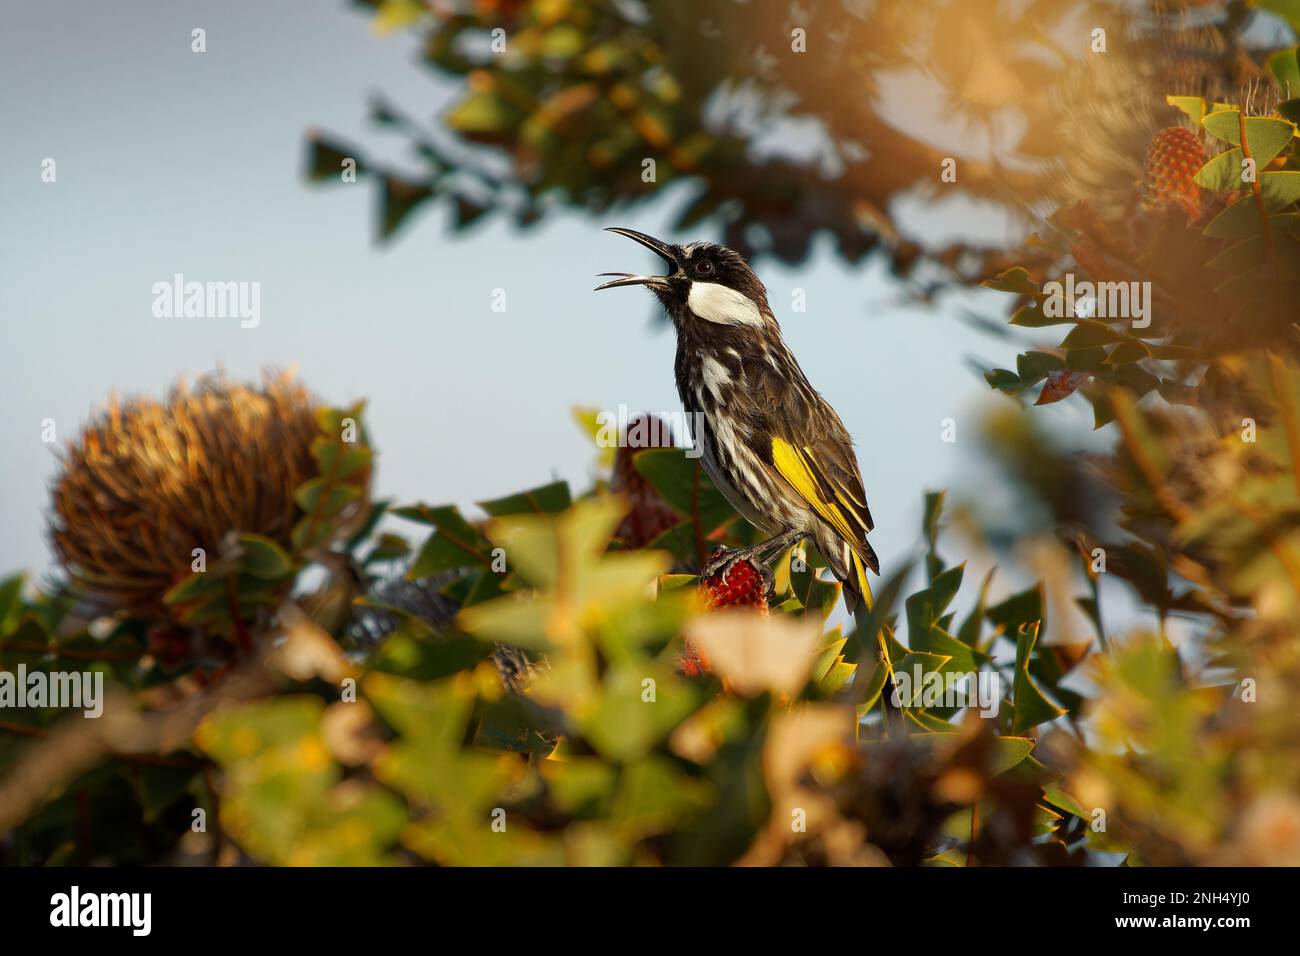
[1,0,1099,603]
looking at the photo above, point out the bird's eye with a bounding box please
[695,260,715,277]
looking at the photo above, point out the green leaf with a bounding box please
[445,89,522,141]
[579,664,701,762]
[957,568,995,650]
[1011,622,1067,734]
[1205,235,1268,275]
[1009,303,1072,328]
[1067,347,1108,372]
[984,368,1025,393]
[311,440,372,480]
[847,563,914,707]
[0,575,24,634]
[305,134,363,182]
[373,0,427,34]
[1193,147,1244,191]
[366,627,487,681]
[981,267,1039,296]
[632,449,735,536]
[1269,47,1300,98]
[1105,339,1150,366]
[1016,351,1065,384]
[925,848,967,867]
[294,477,361,516]
[1043,783,1091,820]
[1202,111,1295,169]
[990,735,1035,775]
[1166,95,1207,126]
[1062,320,1124,349]
[986,585,1043,636]
[380,176,434,241]
[889,650,954,708]
[1259,1,1300,34]
[477,480,572,517]
[162,570,228,606]
[407,506,495,578]
[237,534,294,580]
[1260,170,1300,211]
[1203,194,1263,239]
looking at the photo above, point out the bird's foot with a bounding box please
[701,545,775,596]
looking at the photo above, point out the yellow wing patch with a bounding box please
[770,437,873,565]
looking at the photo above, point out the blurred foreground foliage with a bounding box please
[0,408,1104,865]
[5,0,1300,867]
[4,379,1294,865]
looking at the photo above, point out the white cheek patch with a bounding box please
[687,282,766,328]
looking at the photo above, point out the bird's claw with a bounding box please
[702,546,740,582]
[701,546,775,597]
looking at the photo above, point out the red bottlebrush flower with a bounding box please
[612,414,681,549]
[1141,126,1206,220]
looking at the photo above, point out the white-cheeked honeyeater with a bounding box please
[595,227,879,612]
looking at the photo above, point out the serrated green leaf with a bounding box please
[1011,622,1067,733]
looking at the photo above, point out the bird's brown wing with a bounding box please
[754,362,878,572]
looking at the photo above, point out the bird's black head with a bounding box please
[595,227,774,331]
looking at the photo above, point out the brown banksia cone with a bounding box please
[1141,126,1206,220]
[49,369,322,618]
[611,413,681,549]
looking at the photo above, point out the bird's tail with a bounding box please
[839,545,900,716]
[840,548,874,615]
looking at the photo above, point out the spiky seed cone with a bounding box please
[611,413,681,549]
[1141,126,1206,220]
[50,370,321,618]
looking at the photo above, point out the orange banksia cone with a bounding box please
[1141,126,1205,220]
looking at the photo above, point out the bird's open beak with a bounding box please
[594,227,678,291]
